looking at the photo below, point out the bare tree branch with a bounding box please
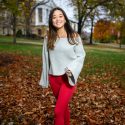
[30,0,50,17]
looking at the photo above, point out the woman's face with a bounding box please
[52,10,66,29]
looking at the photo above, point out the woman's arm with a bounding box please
[39,37,49,88]
[65,35,86,86]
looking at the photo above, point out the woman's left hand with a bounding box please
[65,69,72,77]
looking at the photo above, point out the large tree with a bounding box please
[103,0,125,47]
[1,0,21,44]
[0,0,50,43]
[71,0,111,35]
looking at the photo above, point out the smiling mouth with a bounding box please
[56,22,62,24]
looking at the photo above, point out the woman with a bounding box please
[39,7,86,125]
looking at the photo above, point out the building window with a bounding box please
[38,8,43,23]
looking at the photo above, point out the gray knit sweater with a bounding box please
[39,35,86,88]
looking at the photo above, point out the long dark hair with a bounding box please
[47,7,78,50]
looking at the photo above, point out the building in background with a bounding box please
[0,0,78,37]
[31,0,56,37]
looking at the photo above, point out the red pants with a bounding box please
[49,73,76,125]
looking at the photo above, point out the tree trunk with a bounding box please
[13,14,16,44]
[26,17,31,37]
[90,17,94,44]
[78,20,82,35]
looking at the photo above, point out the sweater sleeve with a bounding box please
[39,37,49,88]
[65,35,86,86]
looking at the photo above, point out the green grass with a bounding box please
[81,46,125,87]
[0,36,13,43]
[84,47,125,75]
[0,41,125,88]
[0,35,42,43]
[0,43,42,56]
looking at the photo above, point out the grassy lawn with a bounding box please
[82,45,125,87]
[0,43,42,56]
[0,35,42,43]
[0,42,125,88]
